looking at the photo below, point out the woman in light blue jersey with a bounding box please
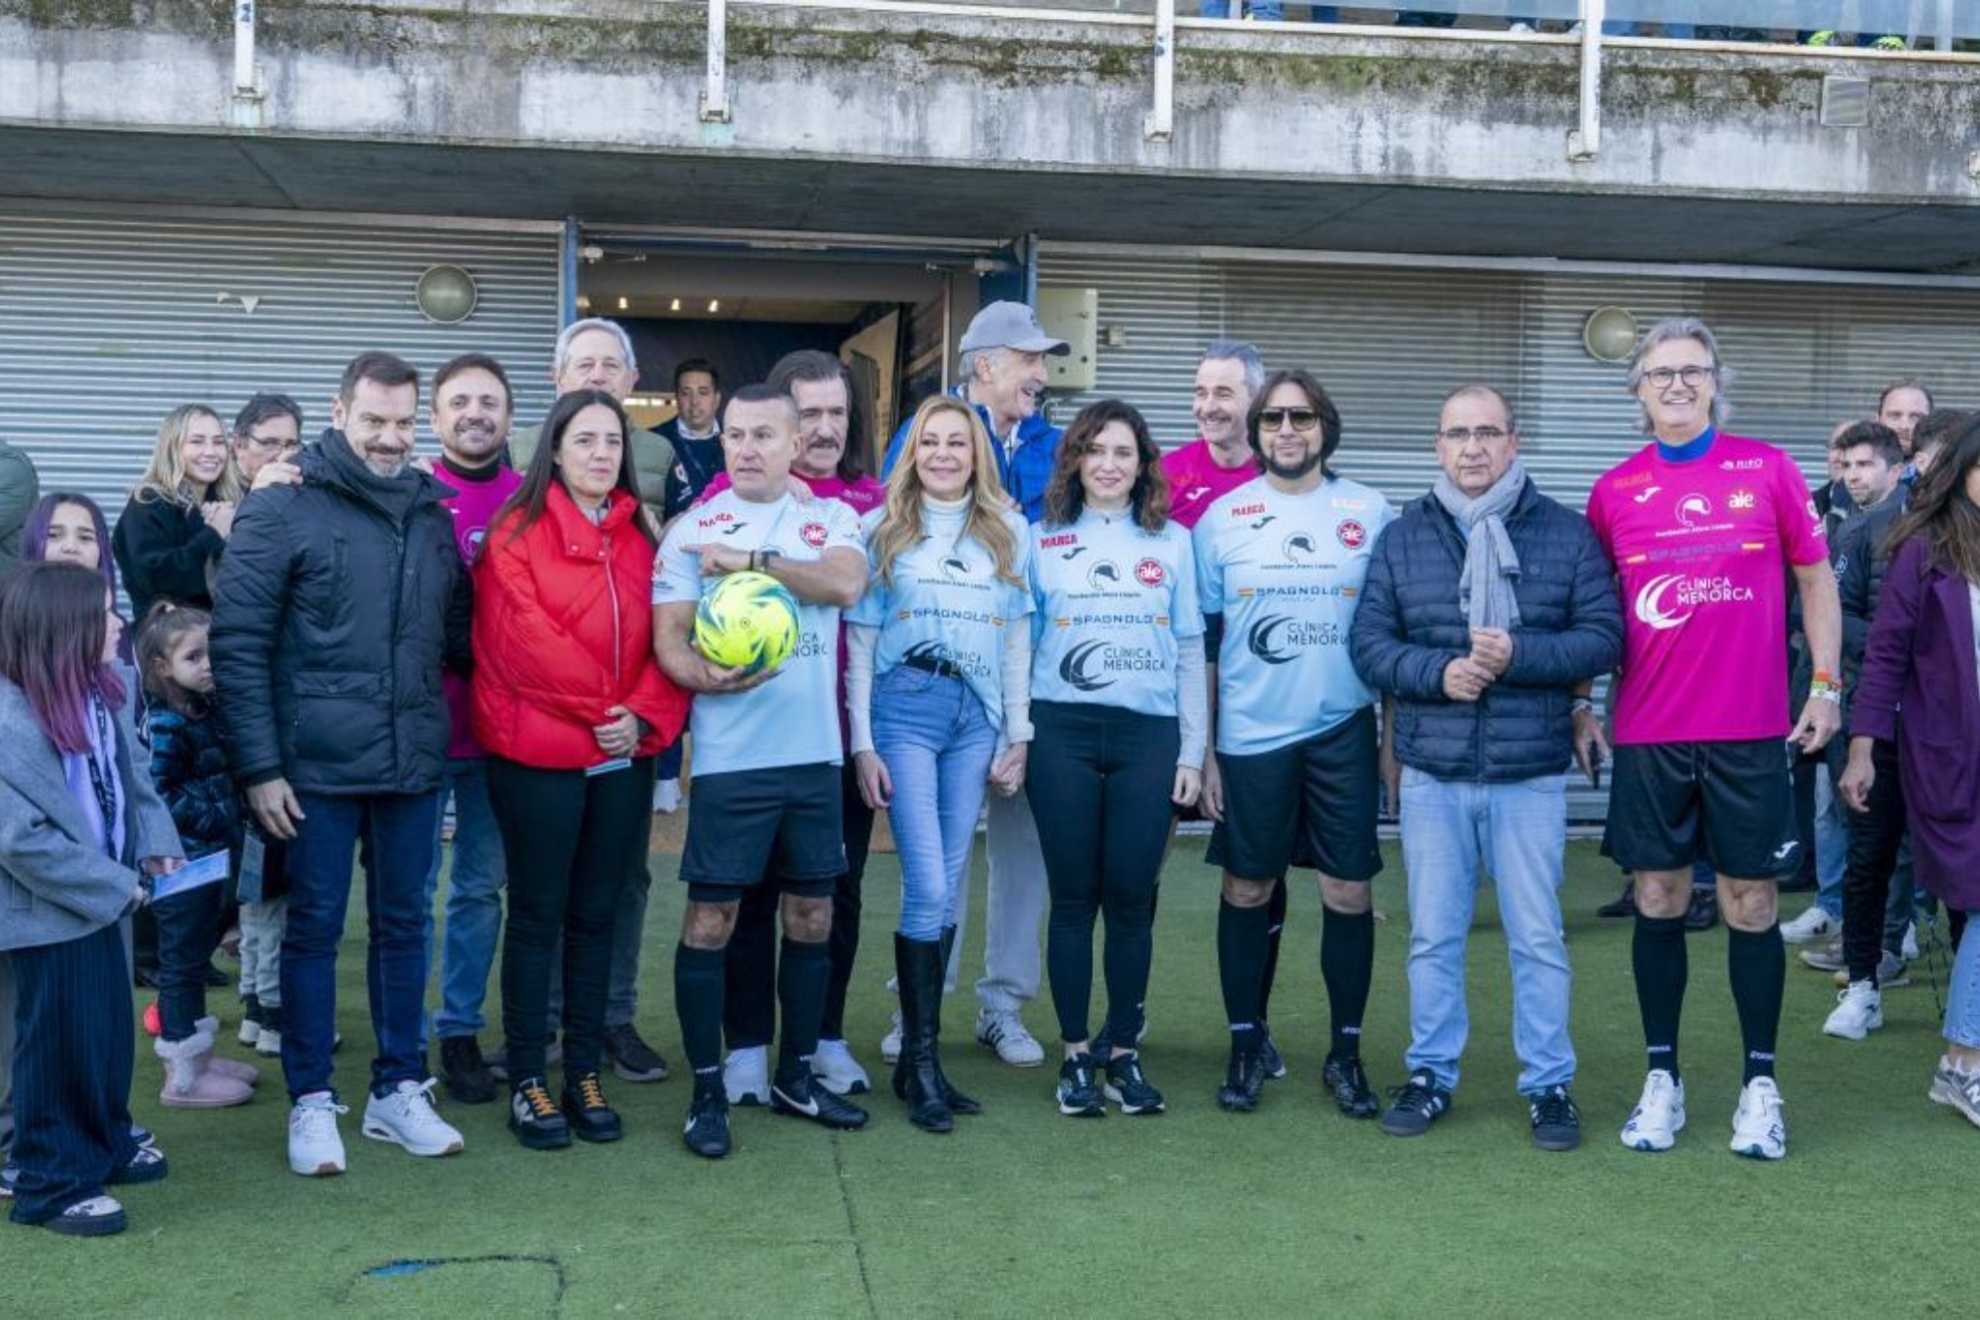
[847,396,1034,1133]
[1027,401,1206,1118]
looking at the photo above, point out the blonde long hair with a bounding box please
[870,396,1023,588]
[133,404,242,507]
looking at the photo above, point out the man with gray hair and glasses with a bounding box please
[507,316,676,1088]
[1585,317,1840,1162]
[1351,383,1620,1150]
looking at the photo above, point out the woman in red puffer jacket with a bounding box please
[472,387,690,1152]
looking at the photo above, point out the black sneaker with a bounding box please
[1322,1056,1380,1119]
[1684,889,1719,933]
[1529,1084,1582,1151]
[1379,1070,1451,1137]
[562,1072,623,1143]
[1217,1048,1267,1113]
[1259,1027,1288,1081]
[107,1142,169,1185]
[1102,1053,1165,1116]
[440,1035,498,1106]
[203,961,231,988]
[1596,881,1637,919]
[770,1071,869,1131]
[603,1023,670,1083]
[1055,1053,1105,1118]
[508,1078,572,1151]
[684,1090,732,1159]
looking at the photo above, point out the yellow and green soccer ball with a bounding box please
[694,570,801,675]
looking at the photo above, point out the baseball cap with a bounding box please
[959,301,1070,356]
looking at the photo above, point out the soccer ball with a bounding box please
[694,570,800,676]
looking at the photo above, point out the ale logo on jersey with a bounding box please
[1633,572,1756,630]
[1135,558,1167,587]
[800,521,829,549]
[1336,519,1367,550]
[1086,560,1123,590]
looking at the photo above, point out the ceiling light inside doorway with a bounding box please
[617,296,629,311]
[670,298,682,312]
[708,299,720,313]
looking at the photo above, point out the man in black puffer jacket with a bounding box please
[1350,383,1621,1151]
[212,351,472,1180]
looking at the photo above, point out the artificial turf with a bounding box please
[3,837,1969,1316]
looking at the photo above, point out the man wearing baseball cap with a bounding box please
[881,299,1068,1067]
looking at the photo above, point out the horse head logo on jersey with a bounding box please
[1058,640,1115,693]
[1086,561,1122,590]
[1675,494,1713,529]
[1282,532,1319,562]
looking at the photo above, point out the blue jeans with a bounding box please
[872,667,997,943]
[1399,769,1575,1095]
[284,791,440,1100]
[1812,763,1849,918]
[1945,915,1980,1050]
[423,758,507,1042]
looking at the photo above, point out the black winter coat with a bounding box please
[1350,481,1623,783]
[113,494,224,622]
[211,433,472,796]
[1837,494,1903,678]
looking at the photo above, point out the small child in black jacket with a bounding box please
[139,603,259,1110]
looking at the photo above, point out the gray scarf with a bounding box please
[1433,460,1526,630]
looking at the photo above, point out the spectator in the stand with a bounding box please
[0,435,40,577]
[113,405,241,622]
[231,394,304,493]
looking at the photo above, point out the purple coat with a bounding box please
[1850,535,1980,911]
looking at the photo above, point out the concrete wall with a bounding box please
[4,0,1977,207]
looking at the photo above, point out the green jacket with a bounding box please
[0,438,40,575]
[511,419,673,536]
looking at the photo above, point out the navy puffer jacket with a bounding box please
[1350,480,1622,783]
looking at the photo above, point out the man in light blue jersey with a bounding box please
[1194,368,1393,1116]
[652,385,872,1158]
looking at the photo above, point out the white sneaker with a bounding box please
[879,1009,903,1066]
[1928,1056,1980,1128]
[975,1010,1046,1067]
[724,1045,770,1106]
[238,1016,262,1047]
[361,1079,464,1157]
[652,778,682,814]
[288,1093,349,1177]
[1823,981,1884,1040]
[255,1027,282,1058]
[1730,1077,1788,1160]
[810,1039,871,1096]
[1619,1069,1686,1152]
[1779,907,1836,944]
[1901,922,1919,961]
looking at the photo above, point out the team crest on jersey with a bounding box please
[1135,558,1166,587]
[463,528,488,563]
[800,521,829,548]
[1087,560,1123,589]
[1728,489,1756,512]
[1336,520,1367,550]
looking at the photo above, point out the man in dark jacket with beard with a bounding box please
[213,351,473,1180]
[1350,383,1621,1151]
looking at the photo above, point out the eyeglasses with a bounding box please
[1437,427,1510,445]
[1642,366,1715,391]
[1257,407,1320,433]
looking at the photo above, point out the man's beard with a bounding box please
[1262,448,1323,482]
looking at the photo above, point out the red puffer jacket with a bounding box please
[472,483,689,770]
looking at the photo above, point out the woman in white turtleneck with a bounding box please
[845,397,1033,1134]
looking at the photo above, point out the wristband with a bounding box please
[1570,697,1597,716]
[1812,669,1835,686]
[1812,688,1842,706]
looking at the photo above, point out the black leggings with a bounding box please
[725,763,874,1048]
[1028,701,1180,1046]
[487,755,655,1082]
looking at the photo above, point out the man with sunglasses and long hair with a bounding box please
[1193,369,1393,1116]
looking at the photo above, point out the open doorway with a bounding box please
[575,245,959,465]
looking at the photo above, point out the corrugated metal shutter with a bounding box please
[0,210,560,532]
[1039,246,1980,823]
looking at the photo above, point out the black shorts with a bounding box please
[1211,707,1382,884]
[1603,738,1800,881]
[681,764,846,902]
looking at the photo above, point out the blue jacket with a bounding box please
[146,705,238,859]
[882,387,1062,525]
[1349,481,1622,783]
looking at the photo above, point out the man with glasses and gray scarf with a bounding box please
[1350,384,1621,1151]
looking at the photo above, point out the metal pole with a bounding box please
[1146,0,1175,143]
[560,216,581,329]
[1568,0,1605,162]
[700,0,732,123]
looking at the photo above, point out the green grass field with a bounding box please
[3,837,1968,1316]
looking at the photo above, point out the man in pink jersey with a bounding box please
[1586,318,1841,1162]
[422,354,524,1106]
[705,352,889,1108]
[1164,340,1265,532]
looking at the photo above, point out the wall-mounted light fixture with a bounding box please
[414,264,477,324]
[1583,306,1638,364]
